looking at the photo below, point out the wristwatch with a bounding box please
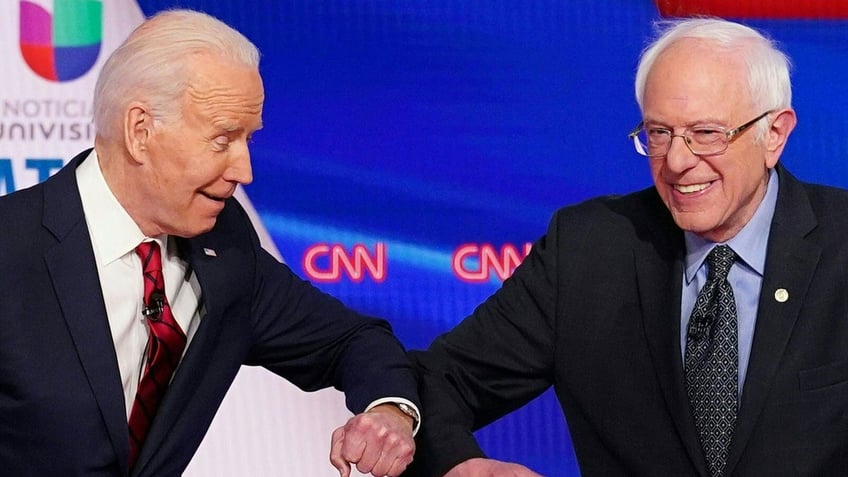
[395,402,420,429]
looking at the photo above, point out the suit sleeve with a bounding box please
[231,202,419,414]
[406,212,562,476]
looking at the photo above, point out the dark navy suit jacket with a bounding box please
[0,150,418,476]
[408,165,848,476]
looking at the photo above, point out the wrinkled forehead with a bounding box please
[644,39,752,120]
[651,38,748,85]
[182,54,264,124]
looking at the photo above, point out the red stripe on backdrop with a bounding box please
[655,0,848,19]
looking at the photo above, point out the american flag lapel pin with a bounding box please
[203,247,217,257]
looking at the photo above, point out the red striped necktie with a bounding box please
[128,241,187,469]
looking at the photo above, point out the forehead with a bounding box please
[184,54,264,127]
[643,38,752,122]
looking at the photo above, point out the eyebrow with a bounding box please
[217,123,243,133]
[644,118,728,129]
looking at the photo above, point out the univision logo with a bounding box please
[19,0,103,82]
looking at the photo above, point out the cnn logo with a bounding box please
[452,243,532,283]
[303,243,387,283]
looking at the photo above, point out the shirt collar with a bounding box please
[684,167,779,283]
[76,149,164,264]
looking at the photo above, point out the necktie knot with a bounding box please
[135,241,162,275]
[135,242,165,315]
[706,245,736,283]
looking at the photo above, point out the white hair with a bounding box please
[634,18,792,140]
[93,9,260,140]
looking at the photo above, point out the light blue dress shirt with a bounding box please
[680,168,778,400]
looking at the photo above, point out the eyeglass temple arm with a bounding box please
[627,121,644,139]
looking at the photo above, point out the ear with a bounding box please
[764,108,797,168]
[124,101,154,164]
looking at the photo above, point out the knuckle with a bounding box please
[399,440,415,457]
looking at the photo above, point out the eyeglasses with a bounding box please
[628,110,774,157]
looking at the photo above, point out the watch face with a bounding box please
[398,403,419,421]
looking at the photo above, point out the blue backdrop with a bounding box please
[136,1,848,475]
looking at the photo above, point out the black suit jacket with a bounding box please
[408,165,848,476]
[0,150,419,476]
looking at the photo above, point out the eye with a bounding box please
[689,128,724,145]
[212,136,230,150]
[646,128,672,143]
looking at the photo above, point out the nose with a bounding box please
[225,144,253,185]
[663,134,699,173]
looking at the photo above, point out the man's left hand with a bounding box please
[329,403,416,477]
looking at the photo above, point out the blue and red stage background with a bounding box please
[3,1,846,475]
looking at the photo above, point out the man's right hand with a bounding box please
[445,457,544,477]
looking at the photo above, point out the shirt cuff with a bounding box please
[365,397,421,436]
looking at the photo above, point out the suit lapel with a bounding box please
[42,151,130,472]
[724,167,820,474]
[636,223,710,476]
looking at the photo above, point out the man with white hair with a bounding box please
[408,17,848,477]
[0,9,418,477]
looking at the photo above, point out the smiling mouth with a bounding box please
[201,192,228,202]
[674,182,713,194]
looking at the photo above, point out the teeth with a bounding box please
[675,182,710,194]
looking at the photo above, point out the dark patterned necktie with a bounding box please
[684,245,738,477]
[128,241,187,469]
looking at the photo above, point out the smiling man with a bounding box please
[0,9,419,477]
[407,17,848,477]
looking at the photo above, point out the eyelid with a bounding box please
[691,126,725,131]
